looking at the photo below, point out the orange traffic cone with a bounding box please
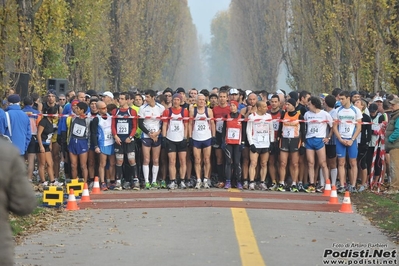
[339,191,354,213]
[66,189,80,211]
[80,183,92,202]
[91,176,101,194]
[328,185,339,204]
[323,178,332,197]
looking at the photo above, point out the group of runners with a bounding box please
[1,85,392,193]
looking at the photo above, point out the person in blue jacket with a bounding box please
[4,94,31,156]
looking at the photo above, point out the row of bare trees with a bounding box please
[0,0,200,94]
[209,0,399,94]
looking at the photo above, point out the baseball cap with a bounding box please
[8,94,20,104]
[175,87,185,94]
[229,88,239,95]
[389,98,399,105]
[351,91,360,97]
[209,93,218,99]
[71,99,79,106]
[100,91,114,99]
[373,96,383,102]
[47,89,57,96]
[368,103,378,112]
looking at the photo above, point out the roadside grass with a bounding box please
[10,198,64,244]
[351,191,399,244]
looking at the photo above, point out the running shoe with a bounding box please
[145,182,151,190]
[276,183,285,192]
[186,179,194,188]
[123,182,131,190]
[217,182,225,189]
[337,185,346,194]
[114,182,122,191]
[151,182,159,189]
[179,181,187,189]
[108,182,116,190]
[132,178,140,191]
[259,182,267,191]
[52,180,63,187]
[204,182,210,189]
[269,183,277,191]
[249,182,256,190]
[168,181,176,190]
[290,185,299,192]
[101,182,108,191]
[305,185,316,193]
[195,180,202,189]
[316,185,324,193]
[236,182,243,190]
[358,185,366,192]
[224,181,231,189]
[243,181,249,190]
[298,183,306,192]
[160,180,167,189]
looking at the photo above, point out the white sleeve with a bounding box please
[268,114,275,143]
[138,106,144,117]
[326,111,333,128]
[246,115,254,146]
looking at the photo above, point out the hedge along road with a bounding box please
[15,189,398,266]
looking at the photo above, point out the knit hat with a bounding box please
[172,93,182,101]
[230,100,239,107]
[288,91,298,102]
[287,98,297,107]
[8,94,20,104]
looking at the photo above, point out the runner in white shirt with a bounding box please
[138,90,165,189]
[246,101,274,190]
[189,94,215,189]
[304,96,333,193]
[332,91,362,193]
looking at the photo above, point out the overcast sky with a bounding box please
[187,0,231,43]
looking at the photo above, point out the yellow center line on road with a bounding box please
[230,196,266,266]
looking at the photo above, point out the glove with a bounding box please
[299,146,306,155]
[250,144,257,153]
[221,142,227,151]
[239,142,245,151]
[161,137,166,149]
[211,137,216,146]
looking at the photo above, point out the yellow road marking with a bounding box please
[230,197,266,266]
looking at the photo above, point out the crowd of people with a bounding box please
[0,85,397,194]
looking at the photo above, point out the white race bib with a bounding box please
[73,123,86,137]
[282,126,295,138]
[339,124,354,138]
[216,121,223,133]
[227,128,240,140]
[45,133,53,144]
[308,125,319,134]
[170,120,181,132]
[117,122,129,134]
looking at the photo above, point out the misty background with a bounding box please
[187,0,290,92]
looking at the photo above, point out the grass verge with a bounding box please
[10,198,64,244]
[351,191,399,244]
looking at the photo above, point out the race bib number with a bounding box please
[197,123,206,131]
[273,121,279,131]
[104,129,113,140]
[73,123,86,137]
[216,121,223,133]
[117,122,129,134]
[46,133,53,144]
[282,126,294,138]
[257,134,266,143]
[227,128,240,140]
[339,124,354,138]
[309,125,319,134]
[170,121,181,132]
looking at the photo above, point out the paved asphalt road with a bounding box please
[15,190,398,266]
